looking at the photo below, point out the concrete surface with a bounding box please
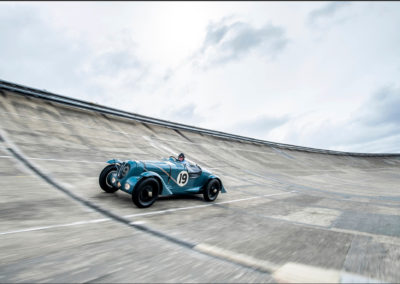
[0,89,399,283]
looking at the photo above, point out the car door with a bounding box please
[169,161,188,193]
[185,163,203,189]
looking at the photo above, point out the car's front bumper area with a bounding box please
[110,173,140,194]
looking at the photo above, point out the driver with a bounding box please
[178,153,185,162]
[177,153,190,167]
[177,153,201,175]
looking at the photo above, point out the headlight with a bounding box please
[124,183,130,190]
[111,177,116,184]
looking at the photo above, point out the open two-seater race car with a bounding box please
[99,155,226,208]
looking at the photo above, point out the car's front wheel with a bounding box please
[99,164,118,193]
[203,179,220,202]
[132,178,159,208]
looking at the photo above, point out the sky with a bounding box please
[1,1,400,153]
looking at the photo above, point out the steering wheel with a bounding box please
[169,155,177,161]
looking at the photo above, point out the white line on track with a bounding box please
[27,157,105,164]
[217,192,295,204]
[123,204,213,218]
[0,155,105,164]
[0,191,295,236]
[123,191,296,218]
[0,218,109,236]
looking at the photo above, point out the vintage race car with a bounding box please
[99,156,226,208]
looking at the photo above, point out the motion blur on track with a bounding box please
[1,83,400,283]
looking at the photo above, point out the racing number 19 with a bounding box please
[177,171,189,186]
[179,174,187,184]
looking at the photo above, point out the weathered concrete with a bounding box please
[0,89,399,283]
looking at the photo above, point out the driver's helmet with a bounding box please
[178,153,185,162]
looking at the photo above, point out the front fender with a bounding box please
[137,171,173,196]
[209,174,227,193]
[107,159,122,165]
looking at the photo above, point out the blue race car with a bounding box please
[99,154,226,208]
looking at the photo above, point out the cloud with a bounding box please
[0,3,398,154]
[358,85,400,128]
[279,85,400,153]
[89,50,142,76]
[81,48,151,95]
[161,103,204,126]
[229,115,290,138]
[201,19,231,50]
[0,4,152,103]
[307,2,351,25]
[349,85,400,151]
[0,5,97,99]
[0,7,82,66]
[192,18,288,68]
[79,29,149,86]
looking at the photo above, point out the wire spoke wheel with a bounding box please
[203,179,220,202]
[132,178,159,208]
[99,165,119,193]
[139,185,154,203]
[105,170,116,188]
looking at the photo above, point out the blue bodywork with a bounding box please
[106,157,226,196]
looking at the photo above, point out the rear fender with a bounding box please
[208,175,227,193]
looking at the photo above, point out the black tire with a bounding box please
[132,178,159,208]
[203,179,221,202]
[99,165,118,193]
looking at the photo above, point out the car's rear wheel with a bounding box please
[203,179,220,202]
[132,178,159,208]
[99,164,118,193]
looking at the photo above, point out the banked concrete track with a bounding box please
[0,81,400,283]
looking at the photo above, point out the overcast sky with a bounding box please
[1,1,400,153]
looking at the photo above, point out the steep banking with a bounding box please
[0,88,399,203]
[1,85,400,282]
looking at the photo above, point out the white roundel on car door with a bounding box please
[177,171,189,186]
